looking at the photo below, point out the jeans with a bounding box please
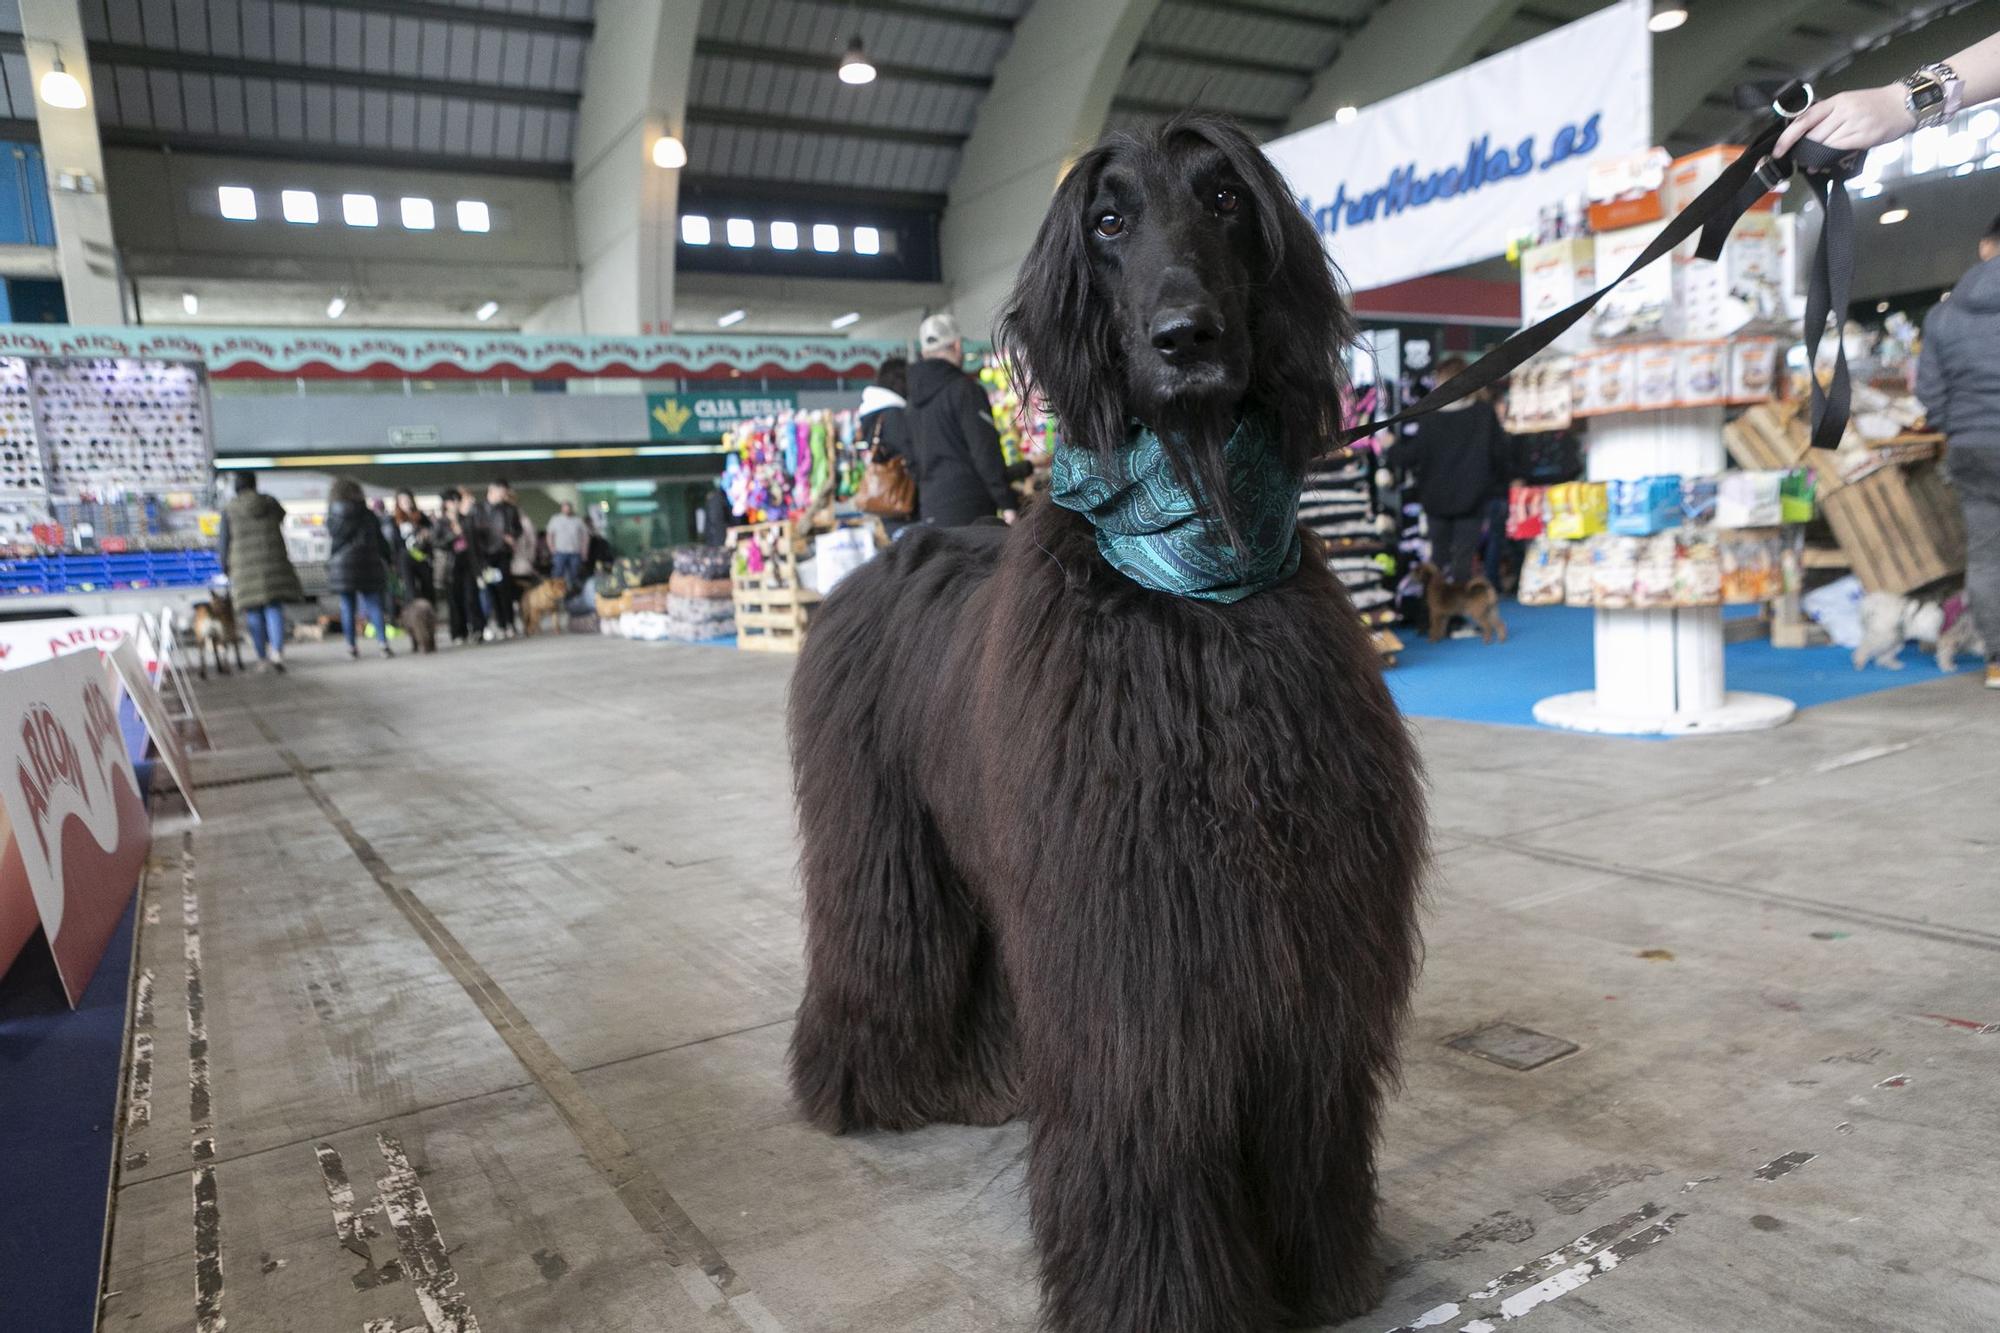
[552,551,582,588]
[1427,511,1483,583]
[243,603,286,660]
[1947,446,2000,657]
[1481,494,1510,589]
[338,590,386,649]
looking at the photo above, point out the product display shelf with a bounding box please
[0,547,220,596]
[1302,448,1400,657]
[1533,406,1795,735]
[728,520,820,654]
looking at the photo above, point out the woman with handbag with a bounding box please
[855,356,917,534]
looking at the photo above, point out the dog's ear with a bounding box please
[997,146,1125,459]
[1169,115,1355,475]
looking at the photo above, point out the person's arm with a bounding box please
[216,511,231,573]
[1778,31,2000,156]
[1915,309,1951,436]
[958,379,1015,518]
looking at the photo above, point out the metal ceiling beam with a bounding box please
[692,39,992,91]
[1133,41,1318,79]
[688,104,966,149]
[99,127,573,179]
[1164,0,1358,35]
[678,174,947,215]
[851,1,1016,33]
[88,43,581,110]
[1111,95,1284,131]
[1286,0,1524,133]
[309,0,593,40]
[1652,0,1821,140]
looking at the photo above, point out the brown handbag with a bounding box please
[855,417,916,519]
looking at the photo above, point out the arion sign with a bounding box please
[1264,0,1651,293]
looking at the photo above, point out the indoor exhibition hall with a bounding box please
[2,1,1998,1331]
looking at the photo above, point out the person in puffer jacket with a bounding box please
[1917,213,2000,689]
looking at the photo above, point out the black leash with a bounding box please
[1337,81,1863,453]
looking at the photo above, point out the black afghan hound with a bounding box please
[788,114,1426,1333]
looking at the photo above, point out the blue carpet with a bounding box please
[0,715,155,1330]
[0,897,136,1330]
[1387,604,1973,730]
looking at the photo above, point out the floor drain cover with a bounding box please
[1447,1022,1579,1071]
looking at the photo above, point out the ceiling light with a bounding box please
[1878,196,1909,225]
[475,300,500,322]
[652,135,688,169]
[456,200,490,233]
[343,193,379,227]
[830,311,862,330]
[717,309,747,328]
[681,214,712,245]
[181,292,199,316]
[1648,1,1689,33]
[38,57,85,110]
[1876,301,1891,314]
[281,189,319,224]
[327,296,347,319]
[726,217,755,248]
[400,197,436,230]
[853,225,881,256]
[217,185,257,220]
[771,220,800,251]
[838,36,876,86]
[812,223,840,253]
[1333,104,1359,125]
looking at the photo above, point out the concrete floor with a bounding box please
[99,635,2000,1333]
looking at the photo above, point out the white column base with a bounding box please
[1533,689,1796,736]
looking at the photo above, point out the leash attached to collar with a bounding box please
[1336,81,1863,453]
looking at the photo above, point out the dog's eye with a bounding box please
[1093,213,1124,238]
[1213,188,1239,214]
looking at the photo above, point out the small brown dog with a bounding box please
[191,592,245,678]
[1418,563,1508,644]
[519,578,568,636]
[398,598,438,653]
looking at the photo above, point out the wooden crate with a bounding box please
[734,584,817,653]
[1724,401,1809,471]
[1820,461,1964,595]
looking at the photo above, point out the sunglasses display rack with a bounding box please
[0,354,221,597]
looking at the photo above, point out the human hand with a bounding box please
[1002,509,1018,526]
[1776,84,1915,157]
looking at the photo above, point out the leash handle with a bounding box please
[1335,82,1862,453]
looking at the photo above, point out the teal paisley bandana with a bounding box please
[1049,415,1301,604]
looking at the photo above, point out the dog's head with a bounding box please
[1000,113,1352,532]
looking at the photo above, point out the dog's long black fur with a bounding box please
[789,114,1427,1333]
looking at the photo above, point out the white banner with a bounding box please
[0,615,156,672]
[1265,0,1652,294]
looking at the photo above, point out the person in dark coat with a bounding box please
[906,313,1015,527]
[472,480,523,637]
[326,477,393,658]
[702,477,733,547]
[1386,356,1514,583]
[437,488,486,646]
[392,488,436,604]
[218,471,303,672]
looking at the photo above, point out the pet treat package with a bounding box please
[1680,474,1718,527]
[1608,476,1682,535]
[1633,346,1680,410]
[1592,536,1641,609]
[1779,467,1816,523]
[1729,337,1780,402]
[1578,348,1637,415]
[1547,481,1609,541]
[1674,532,1723,606]
[1517,538,1568,606]
[1634,533,1681,608]
[1592,222,1674,343]
[1507,483,1548,540]
[1719,529,1783,603]
[1715,470,1784,528]
[1564,536,1601,606]
[1676,342,1729,407]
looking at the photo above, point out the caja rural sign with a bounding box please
[648,391,799,439]
[1264,0,1651,293]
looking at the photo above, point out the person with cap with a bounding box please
[905,312,1016,528]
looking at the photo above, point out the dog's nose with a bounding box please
[1150,307,1223,360]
